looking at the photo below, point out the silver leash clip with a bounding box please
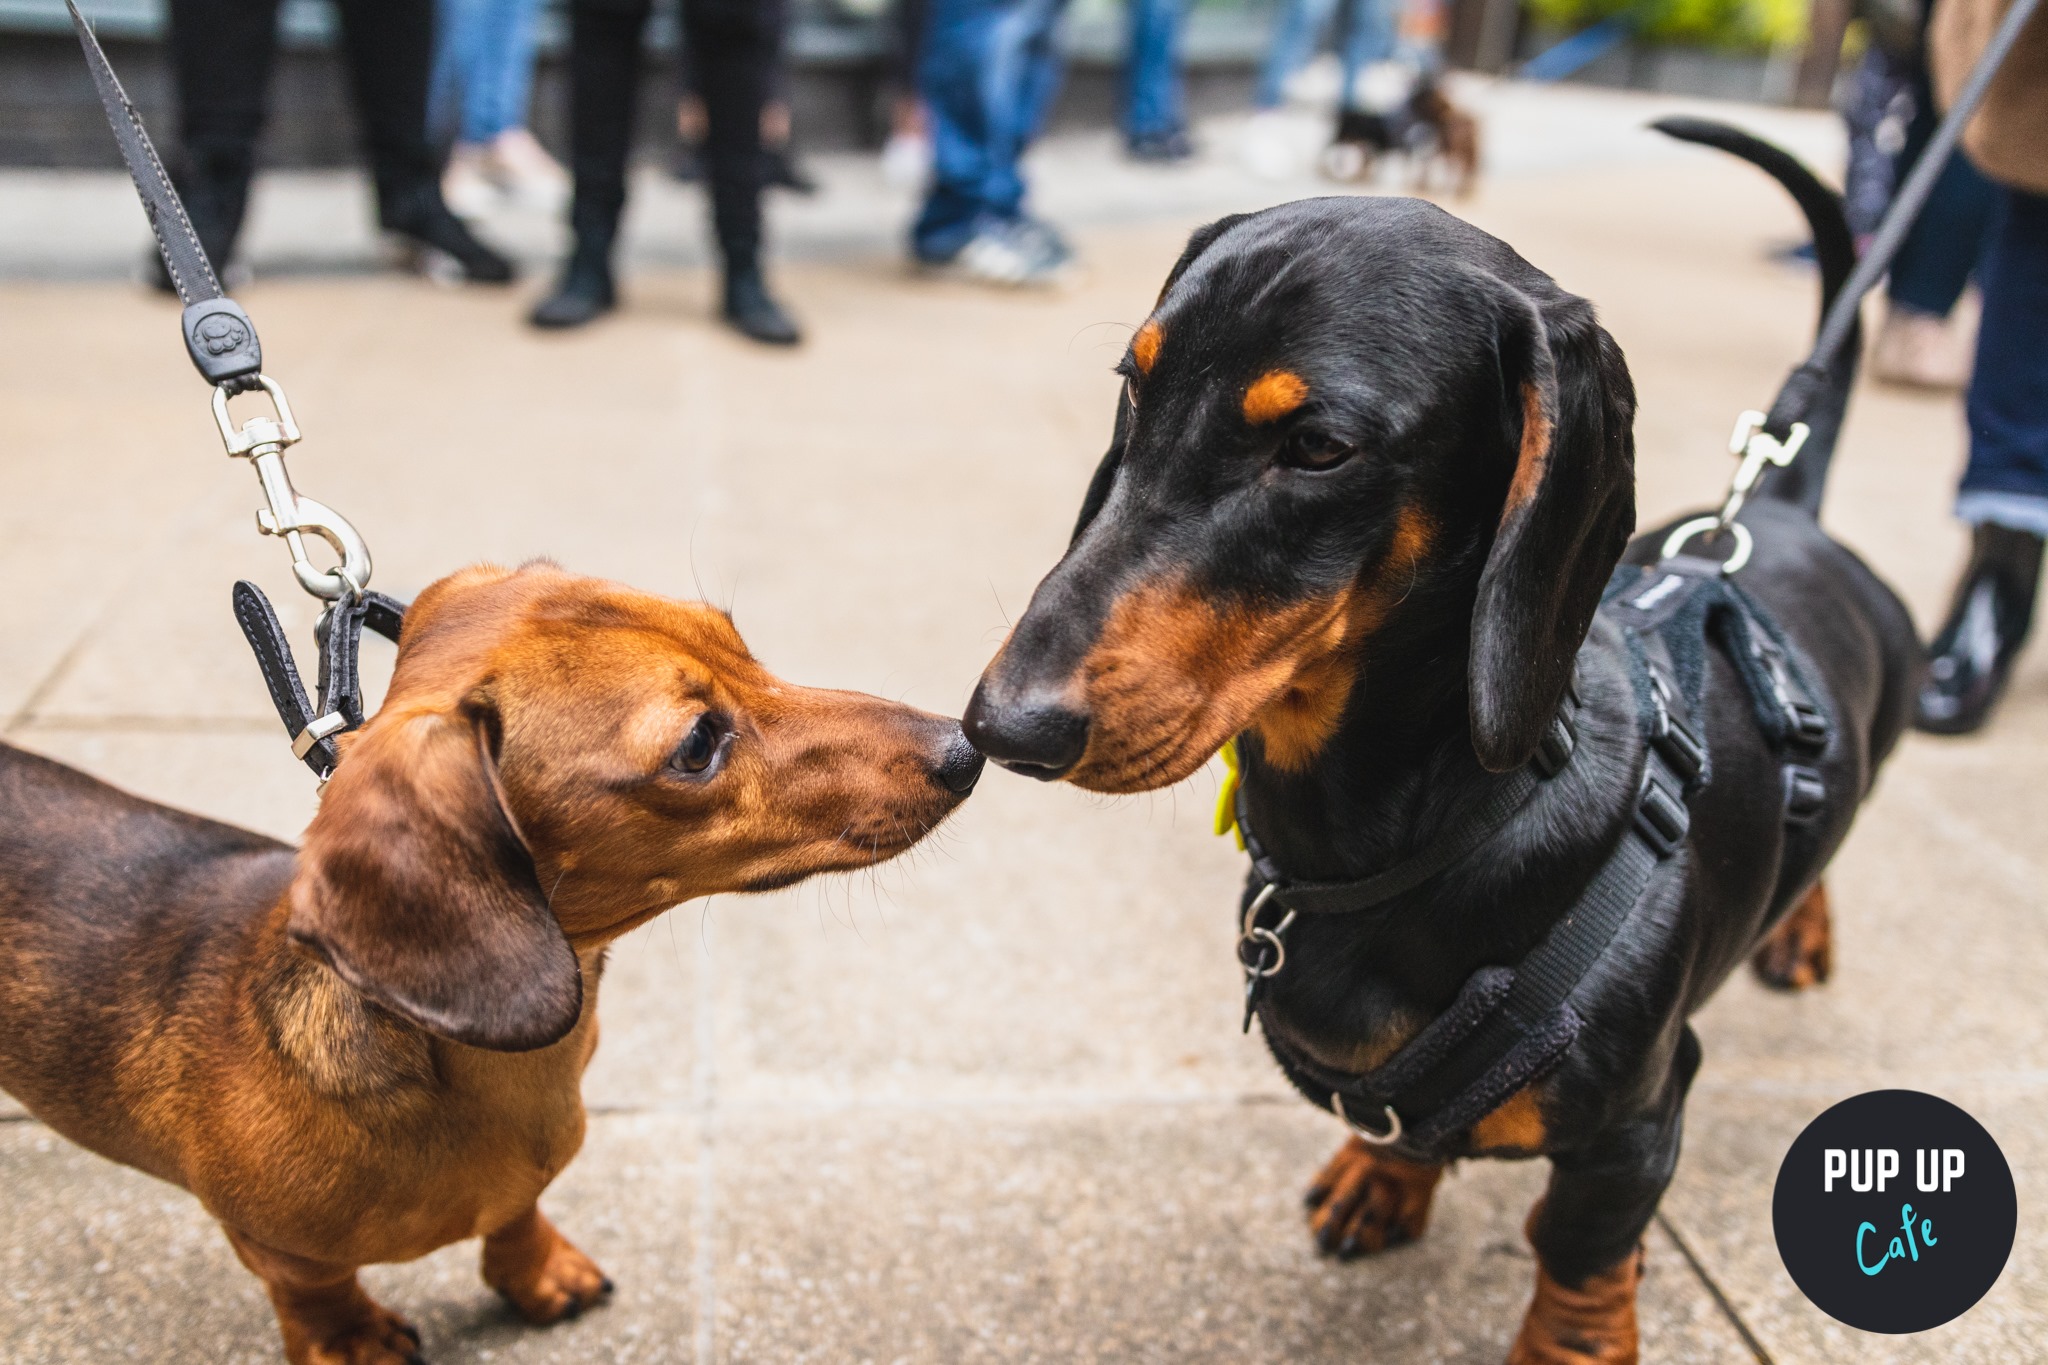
[212,376,373,601]
[1659,409,1810,576]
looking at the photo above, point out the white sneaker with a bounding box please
[881,130,931,189]
[1870,299,1977,391]
[441,144,499,220]
[1240,108,1302,181]
[486,128,571,212]
[925,220,1076,288]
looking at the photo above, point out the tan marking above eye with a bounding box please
[1132,319,1164,374]
[1243,370,1310,425]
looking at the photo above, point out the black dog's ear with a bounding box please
[1469,289,1636,772]
[1074,214,1252,545]
[288,696,582,1051]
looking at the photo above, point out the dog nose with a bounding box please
[934,729,986,795]
[962,680,1090,781]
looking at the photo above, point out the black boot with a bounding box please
[1915,522,2044,735]
[381,185,516,284]
[721,264,800,346]
[529,235,618,329]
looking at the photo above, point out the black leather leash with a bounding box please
[68,1,402,782]
[1240,551,1832,1157]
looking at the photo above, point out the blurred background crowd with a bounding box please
[2,0,2042,731]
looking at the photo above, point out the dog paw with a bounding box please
[1506,1247,1643,1365]
[1303,1136,1445,1259]
[1751,882,1831,991]
[483,1212,614,1326]
[299,1303,425,1365]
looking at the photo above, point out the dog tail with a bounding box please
[1651,116,1858,516]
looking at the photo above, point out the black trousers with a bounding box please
[569,0,785,273]
[166,0,441,264]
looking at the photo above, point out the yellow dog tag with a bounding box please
[1214,738,1245,849]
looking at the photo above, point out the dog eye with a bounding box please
[671,715,724,775]
[1279,429,1355,471]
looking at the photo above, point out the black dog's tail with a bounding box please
[1651,117,1858,516]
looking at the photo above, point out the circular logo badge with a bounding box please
[196,311,250,356]
[1773,1089,2016,1333]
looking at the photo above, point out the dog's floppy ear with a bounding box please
[288,696,582,1051]
[1468,287,1636,772]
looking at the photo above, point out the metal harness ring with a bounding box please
[1333,1092,1403,1146]
[1660,516,1753,575]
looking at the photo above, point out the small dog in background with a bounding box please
[0,561,983,1364]
[1323,75,1480,196]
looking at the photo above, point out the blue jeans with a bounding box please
[1885,84,1996,318]
[1254,0,1399,111]
[1124,0,1185,140]
[1956,186,2048,536]
[914,0,1070,262]
[431,0,544,144]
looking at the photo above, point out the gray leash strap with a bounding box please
[65,0,263,390]
[1766,0,2044,438]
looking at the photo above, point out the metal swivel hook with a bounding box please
[212,376,373,601]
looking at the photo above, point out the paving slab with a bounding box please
[710,1102,1753,1364]
[0,1112,702,1365]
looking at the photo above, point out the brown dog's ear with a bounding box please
[1468,289,1636,772]
[288,698,582,1051]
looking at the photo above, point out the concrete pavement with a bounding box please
[2,82,2043,1363]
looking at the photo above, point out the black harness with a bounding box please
[1236,550,1832,1157]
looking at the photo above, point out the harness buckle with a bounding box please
[1634,775,1690,857]
[1782,765,1827,825]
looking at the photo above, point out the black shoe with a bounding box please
[763,145,818,195]
[1915,523,2044,735]
[1126,129,1195,163]
[385,200,516,284]
[721,267,801,346]
[529,245,617,329]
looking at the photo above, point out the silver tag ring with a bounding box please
[1660,516,1753,575]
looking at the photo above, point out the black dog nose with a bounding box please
[934,730,986,795]
[962,681,1090,781]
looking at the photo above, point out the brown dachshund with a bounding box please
[0,561,982,1364]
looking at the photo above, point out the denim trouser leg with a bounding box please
[1887,151,1997,317]
[1255,0,1336,109]
[914,0,1069,261]
[1335,0,1399,108]
[432,0,543,144]
[472,0,543,141]
[1957,186,2048,537]
[1123,0,1185,139]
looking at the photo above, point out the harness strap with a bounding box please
[1261,672,1699,1152]
[233,581,406,780]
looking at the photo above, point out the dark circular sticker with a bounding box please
[1772,1089,2016,1333]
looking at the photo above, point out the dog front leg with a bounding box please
[481,1204,613,1324]
[1508,1031,1698,1365]
[223,1227,421,1365]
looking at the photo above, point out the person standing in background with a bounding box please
[1124,0,1193,161]
[434,0,572,216]
[1915,0,2048,733]
[162,0,514,284]
[1858,0,1997,389]
[913,0,1075,286]
[531,0,799,344]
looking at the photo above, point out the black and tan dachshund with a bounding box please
[965,126,1917,1362]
